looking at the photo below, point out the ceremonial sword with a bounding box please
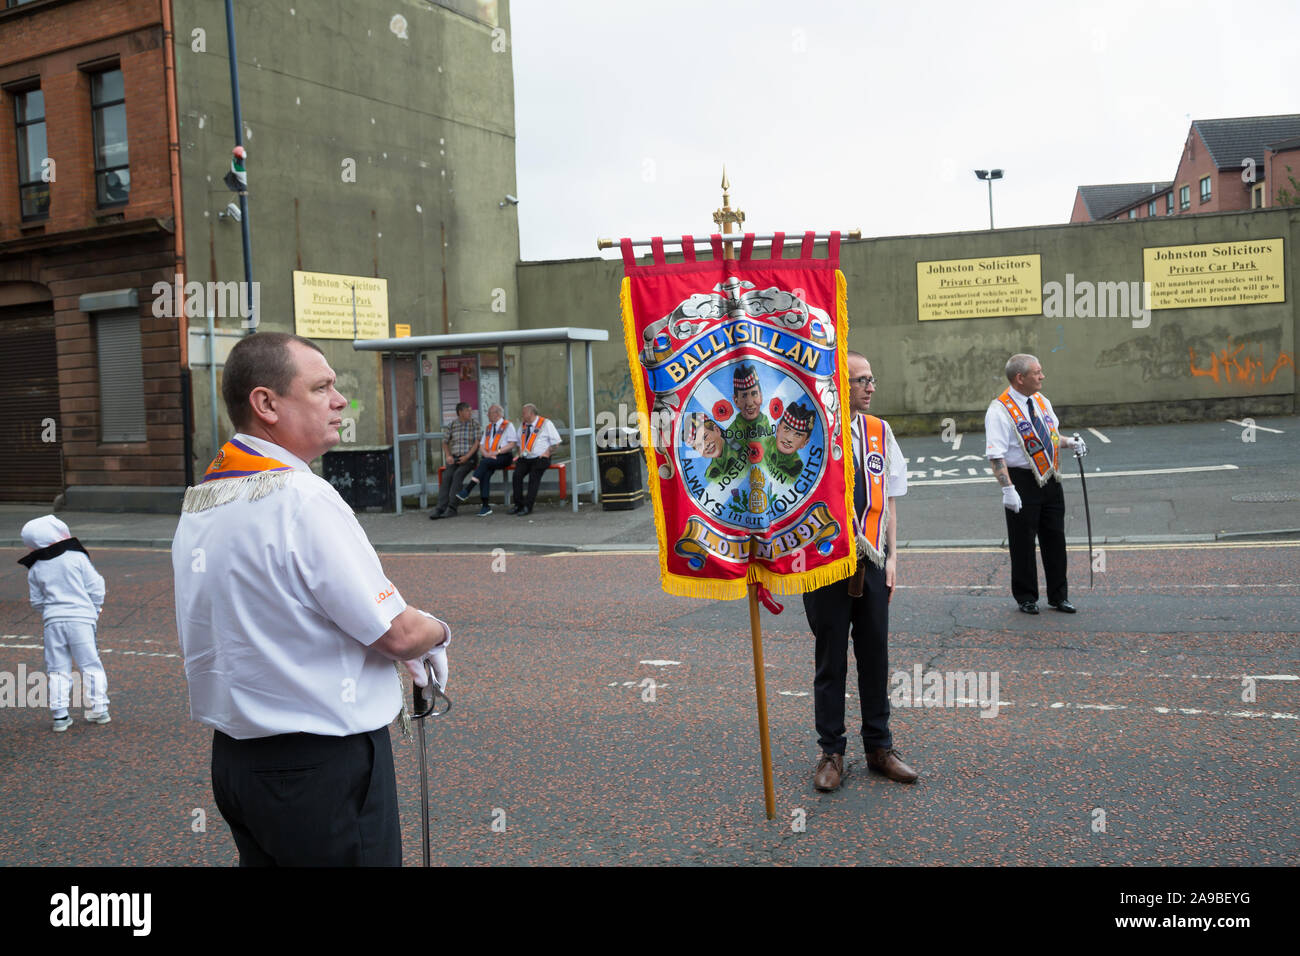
[1072,433,1094,588]
[412,660,451,868]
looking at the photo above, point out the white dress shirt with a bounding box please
[984,389,1062,470]
[172,434,407,739]
[519,417,561,459]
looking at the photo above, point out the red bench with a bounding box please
[437,460,567,502]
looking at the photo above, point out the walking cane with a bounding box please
[1072,433,1094,588]
[411,660,451,867]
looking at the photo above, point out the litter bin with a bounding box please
[597,426,645,511]
[323,445,395,512]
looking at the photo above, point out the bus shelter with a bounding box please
[352,327,609,514]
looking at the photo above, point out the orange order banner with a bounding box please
[619,231,855,600]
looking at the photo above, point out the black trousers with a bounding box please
[1005,467,1068,605]
[436,456,477,512]
[512,455,549,507]
[803,562,892,756]
[467,451,514,502]
[211,726,401,867]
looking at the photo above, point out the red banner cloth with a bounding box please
[618,232,854,599]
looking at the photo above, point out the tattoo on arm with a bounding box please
[990,458,1011,487]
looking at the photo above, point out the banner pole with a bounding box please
[747,583,777,820]
[714,166,774,820]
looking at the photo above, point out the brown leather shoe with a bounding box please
[813,752,844,792]
[867,747,918,784]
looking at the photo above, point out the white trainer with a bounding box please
[84,708,111,725]
[52,715,73,732]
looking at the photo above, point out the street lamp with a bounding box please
[974,168,1003,229]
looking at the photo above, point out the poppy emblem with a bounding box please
[748,442,764,464]
[713,399,734,422]
[769,397,784,421]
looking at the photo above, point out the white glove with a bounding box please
[1002,485,1023,513]
[404,611,451,691]
[1072,436,1088,458]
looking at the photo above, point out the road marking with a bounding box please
[1087,427,1111,443]
[774,691,1300,721]
[1227,419,1284,434]
[777,690,810,697]
[895,582,1297,590]
[639,659,681,666]
[910,463,1239,485]
[0,639,181,660]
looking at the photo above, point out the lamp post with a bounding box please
[974,168,1003,230]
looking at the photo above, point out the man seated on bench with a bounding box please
[511,403,561,517]
[429,401,480,520]
[455,403,517,516]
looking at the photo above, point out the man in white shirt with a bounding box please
[173,332,450,866]
[510,403,562,517]
[803,351,916,792]
[454,403,518,516]
[984,353,1087,615]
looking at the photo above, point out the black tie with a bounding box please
[1026,397,1050,452]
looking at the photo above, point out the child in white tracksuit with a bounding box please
[19,515,110,731]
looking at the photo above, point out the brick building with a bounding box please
[0,0,186,507]
[1070,114,1300,224]
[1,0,519,509]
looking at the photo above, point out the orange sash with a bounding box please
[996,388,1058,485]
[521,417,548,454]
[201,438,294,482]
[854,414,890,568]
[483,419,512,454]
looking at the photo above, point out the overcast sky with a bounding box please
[510,0,1299,262]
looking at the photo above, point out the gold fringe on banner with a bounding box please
[620,269,860,601]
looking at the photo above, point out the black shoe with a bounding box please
[1049,600,1077,613]
[1018,601,1039,614]
[518,505,532,516]
[507,505,522,515]
[429,509,446,520]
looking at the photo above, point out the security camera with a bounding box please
[220,202,242,222]
[499,194,519,207]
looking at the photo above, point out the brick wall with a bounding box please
[0,0,185,493]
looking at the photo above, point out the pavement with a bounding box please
[3,415,1297,552]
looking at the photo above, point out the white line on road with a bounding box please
[0,640,181,660]
[909,463,1240,486]
[1227,419,1285,434]
[1087,427,1112,443]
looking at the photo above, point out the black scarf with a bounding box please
[17,537,90,569]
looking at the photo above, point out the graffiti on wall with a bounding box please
[1097,324,1292,386]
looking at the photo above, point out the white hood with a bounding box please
[21,515,71,550]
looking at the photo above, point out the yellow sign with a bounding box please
[1143,239,1285,310]
[394,323,411,338]
[916,255,1042,321]
[292,270,389,339]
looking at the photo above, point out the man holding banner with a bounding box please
[803,350,915,792]
[619,229,864,813]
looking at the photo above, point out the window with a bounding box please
[90,69,129,205]
[1252,184,1264,209]
[1128,209,1137,219]
[1148,200,1157,217]
[1199,176,1211,203]
[1166,193,1174,215]
[13,87,49,220]
[95,310,146,442]
[1179,185,1190,210]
